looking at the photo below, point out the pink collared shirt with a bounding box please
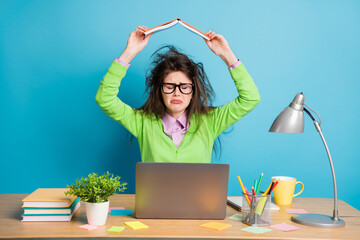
[228,59,242,70]
[161,113,189,148]
[115,58,131,67]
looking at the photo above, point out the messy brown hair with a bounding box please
[138,45,215,122]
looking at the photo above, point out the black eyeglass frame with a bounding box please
[160,83,194,95]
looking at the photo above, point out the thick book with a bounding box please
[21,201,80,221]
[22,188,77,208]
[23,197,80,215]
[227,196,280,211]
[144,18,211,40]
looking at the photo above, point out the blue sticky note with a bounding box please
[241,226,272,234]
[109,209,133,216]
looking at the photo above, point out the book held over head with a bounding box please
[144,18,211,40]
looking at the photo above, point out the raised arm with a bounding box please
[118,25,152,64]
[95,26,152,137]
[204,30,238,67]
[203,31,261,139]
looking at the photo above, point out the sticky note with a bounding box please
[228,213,243,221]
[107,226,125,233]
[108,207,125,213]
[200,222,232,231]
[255,197,268,215]
[78,224,98,231]
[124,221,149,230]
[241,226,272,234]
[270,223,301,232]
[285,209,308,214]
[109,209,133,215]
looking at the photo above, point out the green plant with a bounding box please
[65,172,127,203]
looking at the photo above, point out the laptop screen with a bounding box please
[135,162,229,219]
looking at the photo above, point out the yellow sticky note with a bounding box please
[124,221,149,230]
[255,197,267,215]
[107,226,125,233]
[200,222,232,231]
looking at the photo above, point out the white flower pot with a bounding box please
[85,201,109,226]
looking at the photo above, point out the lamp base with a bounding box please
[291,213,345,228]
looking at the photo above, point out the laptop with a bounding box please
[135,162,229,219]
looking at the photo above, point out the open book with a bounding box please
[144,18,211,40]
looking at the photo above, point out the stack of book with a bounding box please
[21,188,80,222]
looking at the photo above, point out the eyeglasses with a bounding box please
[161,83,194,95]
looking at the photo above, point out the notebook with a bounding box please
[21,201,80,221]
[22,188,77,208]
[227,196,280,211]
[135,162,229,219]
[23,198,80,215]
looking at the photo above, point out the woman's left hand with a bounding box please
[204,31,238,66]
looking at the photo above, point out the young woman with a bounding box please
[95,26,260,163]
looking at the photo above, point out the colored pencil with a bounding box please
[243,185,252,201]
[255,173,263,195]
[251,185,256,196]
[263,181,273,195]
[237,176,251,206]
[254,179,258,194]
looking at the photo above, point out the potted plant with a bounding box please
[65,172,127,226]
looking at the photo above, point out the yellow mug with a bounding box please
[271,176,304,205]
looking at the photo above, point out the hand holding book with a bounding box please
[120,19,238,67]
[119,26,152,64]
[119,19,210,64]
[204,30,238,67]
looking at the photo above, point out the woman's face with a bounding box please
[161,71,193,119]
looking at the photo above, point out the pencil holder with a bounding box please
[241,193,271,226]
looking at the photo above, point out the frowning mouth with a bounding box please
[171,100,183,104]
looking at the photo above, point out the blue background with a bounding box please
[1,0,359,211]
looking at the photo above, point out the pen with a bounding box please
[237,176,251,206]
[255,173,263,195]
[268,181,275,194]
[269,180,279,194]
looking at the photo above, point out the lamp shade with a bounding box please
[269,93,305,133]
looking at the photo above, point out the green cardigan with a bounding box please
[95,61,260,163]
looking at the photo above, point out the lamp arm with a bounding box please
[303,108,340,221]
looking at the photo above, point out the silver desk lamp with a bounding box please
[269,93,345,228]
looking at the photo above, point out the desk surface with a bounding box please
[0,194,359,239]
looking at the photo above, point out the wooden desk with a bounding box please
[1,194,359,239]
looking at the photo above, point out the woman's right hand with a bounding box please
[119,26,152,63]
